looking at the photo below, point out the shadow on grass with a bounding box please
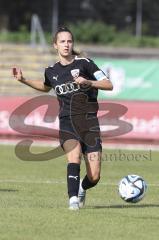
[86,204,159,209]
[0,189,19,192]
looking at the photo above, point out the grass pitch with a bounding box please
[0,144,159,240]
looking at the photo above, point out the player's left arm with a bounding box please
[91,78,113,90]
[75,76,113,90]
[74,59,113,91]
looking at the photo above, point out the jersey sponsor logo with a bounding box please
[71,69,80,79]
[55,82,80,95]
[94,70,106,81]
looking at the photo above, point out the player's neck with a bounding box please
[59,55,75,66]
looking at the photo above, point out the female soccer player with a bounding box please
[13,27,113,210]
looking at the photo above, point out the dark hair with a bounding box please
[53,26,80,56]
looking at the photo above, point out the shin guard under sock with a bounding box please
[67,163,80,198]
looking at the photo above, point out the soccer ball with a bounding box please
[118,174,147,203]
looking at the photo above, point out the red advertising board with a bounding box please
[0,96,159,141]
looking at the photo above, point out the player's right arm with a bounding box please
[12,67,52,92]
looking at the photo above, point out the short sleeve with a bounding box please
[85,59,107,81]
[44,69,52,87]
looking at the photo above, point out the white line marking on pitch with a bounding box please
[0,179,158,186]
[1,139,159,151]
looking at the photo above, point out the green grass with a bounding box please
[0,144,159,240]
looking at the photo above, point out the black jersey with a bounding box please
[44,56,106,118]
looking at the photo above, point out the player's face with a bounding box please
[54,32,74,57]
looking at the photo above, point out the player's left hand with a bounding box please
[74,77,92,86]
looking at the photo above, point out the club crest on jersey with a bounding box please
[71,69,80,79]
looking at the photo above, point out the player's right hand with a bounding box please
[12,67,24,81]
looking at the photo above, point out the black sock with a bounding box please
[67,163,80,198]
[82,175,99,190]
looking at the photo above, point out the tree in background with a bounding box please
[1,0,159,36]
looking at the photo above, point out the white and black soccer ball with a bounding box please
[118,174,147,203]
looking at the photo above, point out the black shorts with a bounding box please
[59,113,102,154]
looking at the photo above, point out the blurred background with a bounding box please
[0,0,159,150]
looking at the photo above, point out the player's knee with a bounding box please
[67,152,82,163]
